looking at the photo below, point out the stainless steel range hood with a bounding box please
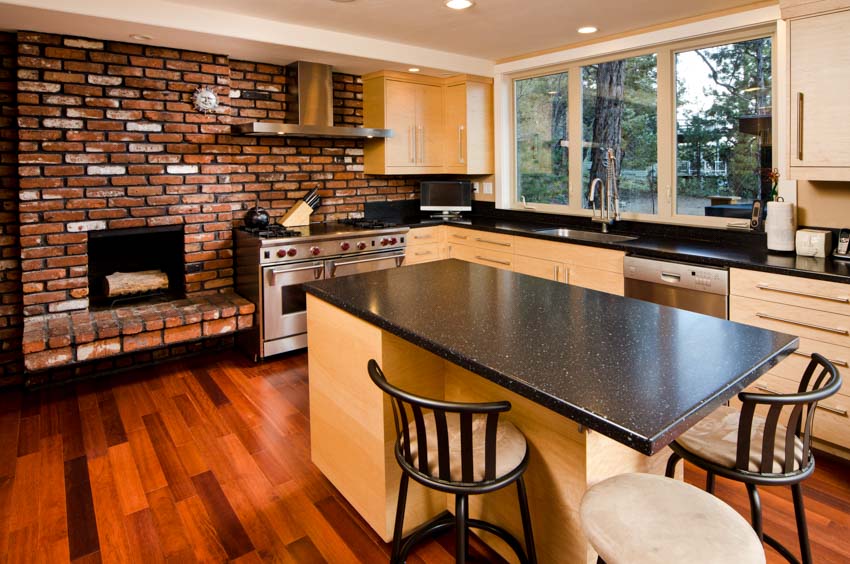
[231,61,392,139]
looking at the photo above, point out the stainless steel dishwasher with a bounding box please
[624,255,729,319]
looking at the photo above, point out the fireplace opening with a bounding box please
[88,225,185,309]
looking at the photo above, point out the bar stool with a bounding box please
[666,353,841,564]
[581,473,765,564]
[367,359,536,564]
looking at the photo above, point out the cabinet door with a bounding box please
[385,80,418,168]
[513,255,566,283]
[416,84,445,168]
[447,243,513,270]
[790,10,850,172]
[444,84,466,170]
[406,243,444,265]
[568,267,624,296]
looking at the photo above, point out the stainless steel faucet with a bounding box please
[589,148,620,233]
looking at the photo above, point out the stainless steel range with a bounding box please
[235,220,409,360]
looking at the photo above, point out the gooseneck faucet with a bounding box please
[589,148,620,233]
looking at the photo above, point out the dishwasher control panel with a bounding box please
[624,256,729,296]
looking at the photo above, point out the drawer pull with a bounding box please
[452,234,469,240]
[413,234,433,240]
[792,351,849,368]
[754,385,847,416]
[756,312,849,336]
[413,250,432,256]
[474,237,512,247]
[756,283,849,304]
[475,256,511,266]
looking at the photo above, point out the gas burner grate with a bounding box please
[241,224,302,238]
[339,218,398,229]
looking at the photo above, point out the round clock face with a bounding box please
[193,86,219,113]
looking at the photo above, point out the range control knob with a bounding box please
[356,241,367,250]
[389,237,398,245]
[287,248,297,257]
[340,242,350,251]
[310,246,321,256]
[380,238,390,246]
[277,249,287,258]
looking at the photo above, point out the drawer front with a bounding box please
[770,337,850,398]
[447,243,513,270]
[407,226,445,247]
[514,236,624,274]
[405,244,444,265]
[730,268,850,316]
[513,255,565,283]
[730,295,850,348]
[568,267,624,296]
[447,228,514,250]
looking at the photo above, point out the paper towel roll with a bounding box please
[765,201,796,251]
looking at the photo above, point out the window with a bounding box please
[675,37,772,217]
[582,54,658,214]
[515,72,568,205]
[509,28,774,227]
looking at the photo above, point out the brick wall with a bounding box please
[0,32,22,385]
[15,31,419,319]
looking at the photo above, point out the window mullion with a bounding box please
[568,67,583,210]
[657,46,674,218]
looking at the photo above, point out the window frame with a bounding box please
[506,25,777,228]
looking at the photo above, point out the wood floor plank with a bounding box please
[286,535,327,563]
[315,495,391,562]
[124,508,166,564]
[174,494,229,563]
[146,487,193,560]
[98,390,128,447]
[37,434,68,560]
[0,476,14,557]
[78,399,108,460]
[193,367,231,407]
[88,455,134,563]
[126,428,168,494]
[107,442,149,515]
[191,471,255,560]
[0,398,21,478]
[64,455,100,560]
[59,389,85,462]
[5,524,39,564]
[142,413,195,502]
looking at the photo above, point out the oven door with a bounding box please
[263,260,324,343]
[325,250,406,279]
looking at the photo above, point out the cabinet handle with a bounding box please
[418,125,424,163]
[474,237,511,247]
[792,350,848,368]
[756,283,848,303]
[755,384,847,416]
[414,250,432,256]
[797,92,804,161]
[458,125,465,164]
[452,233,469,240]
[554,265,559,281]
[756,312,849,335]
[409,126,415,163]
[475,255,511,266]
[412,234,432,240]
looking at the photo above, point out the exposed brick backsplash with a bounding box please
[14,31,419,319]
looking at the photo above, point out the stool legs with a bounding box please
[706,471,716,494]
[516,476,537,564]
[746,483,764,540]
[455,494,468,563]
[665,452,681,478]
[792,483,812,564]
[391,473,409,564]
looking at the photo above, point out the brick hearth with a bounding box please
[22,292,253,371]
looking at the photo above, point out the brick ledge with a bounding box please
[22,292,254,372]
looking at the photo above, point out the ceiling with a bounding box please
[165,0,765,60]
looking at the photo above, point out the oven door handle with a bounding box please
[329,253,406,277]
[271,264,325,279]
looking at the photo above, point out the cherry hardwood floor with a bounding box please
[0,349,848,563]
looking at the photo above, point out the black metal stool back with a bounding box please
[367,359,536,564]
[735,352,841,478]
[368,358,520,488]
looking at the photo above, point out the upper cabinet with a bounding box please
[443,77,494,175]
[363,71,494,176]
[784,2,850,180]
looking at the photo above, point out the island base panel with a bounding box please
[307,295,677,563]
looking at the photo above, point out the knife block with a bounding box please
[280,200,313,227]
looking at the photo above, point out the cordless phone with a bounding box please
[836,229,850,257]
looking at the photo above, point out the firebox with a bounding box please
[88,225,185,309]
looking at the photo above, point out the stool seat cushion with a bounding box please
[675,405,805,473]
[403,412,527,482]
[581,473,765,564]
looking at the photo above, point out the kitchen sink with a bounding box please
[533,228,638,244]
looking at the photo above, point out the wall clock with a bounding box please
[192,85,219,113]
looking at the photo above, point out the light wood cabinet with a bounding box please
[729,267,850,458]
[787,8,850,180]
[447,243,514,270]
[443,78,494,175]
[363,71,493,175]
[513,255,567,283]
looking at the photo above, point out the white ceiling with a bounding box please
[165,0,763,60]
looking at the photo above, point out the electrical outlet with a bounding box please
[483,182,493,195]
[472,182,480,192]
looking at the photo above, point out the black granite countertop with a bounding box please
[398,217,850,285]
[305,260,798,455]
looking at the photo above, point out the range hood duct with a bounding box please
[231,61,392,139]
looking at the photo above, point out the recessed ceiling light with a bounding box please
[408,67,420,73]
[130,34,154,41]
[445,0,474,10]
[577,26,598,34]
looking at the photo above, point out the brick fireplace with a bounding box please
[9,31,420,375]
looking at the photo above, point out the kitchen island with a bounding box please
[304,260,798,563]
